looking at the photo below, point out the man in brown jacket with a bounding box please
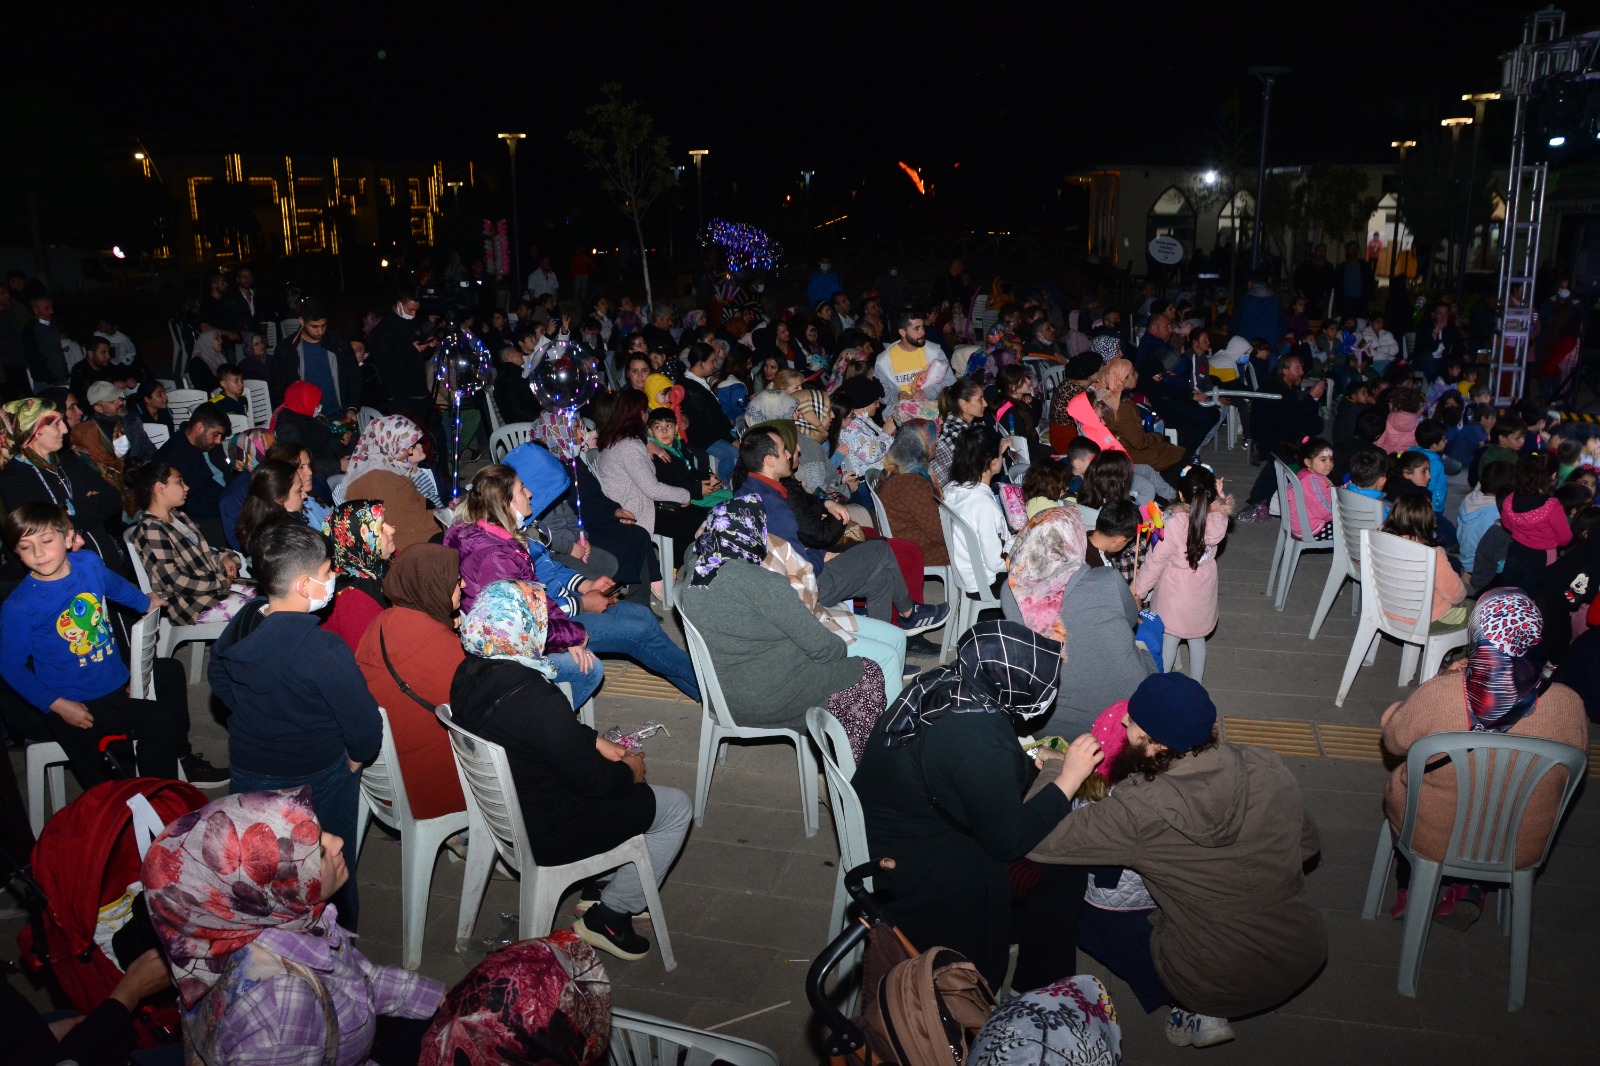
[1031,673,1326,1049]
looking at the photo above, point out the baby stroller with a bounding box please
[807,859,998,1066]
[16,777,209,1049]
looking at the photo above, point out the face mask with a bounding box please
[397,306,415,321]
[112,434,130,458]
[819,264,831,273]
[305,574,335,611]
[1558,288,1571,299]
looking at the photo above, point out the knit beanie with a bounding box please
[1126,672,1216,753]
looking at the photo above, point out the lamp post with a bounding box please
[688,149,709,233]
[800,170,815,254]
[668,165,684,265]
[1458,92,1502,303]
[497,133,526,291]
[1441,117,1473,294]
[1247,65,1290,274]
[1389,140,1417,284]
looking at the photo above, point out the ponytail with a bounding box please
[1179,463,1217,570]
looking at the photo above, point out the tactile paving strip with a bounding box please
[601,667,696,703]
[1316,723,1385,763]
[1221,717,1320,757]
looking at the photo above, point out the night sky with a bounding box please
[7,1,1564,245]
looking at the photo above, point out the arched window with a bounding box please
[1217,190,1255,249]
[1146,187,1196,265]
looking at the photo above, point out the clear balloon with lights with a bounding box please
[528,340,603,553]
[432,324,493,499]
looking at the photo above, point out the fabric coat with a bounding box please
[1134,507,1228,639]
[877,472,949,566]
[592,439,689,536]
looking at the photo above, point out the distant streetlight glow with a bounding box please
[112,246,125,259]
[1549,136,1567,147]
[1202,170,1218,185]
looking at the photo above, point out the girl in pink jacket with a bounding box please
[1133,464,1233,682]
[1499,453,1573,588]
[1289,436,1335,541]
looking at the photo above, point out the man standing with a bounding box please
[1336,241,1376,321]
[366,287,437,426]
[873,311,952,415]
[1292,244,1335,316]
[266,300,360,415]
[20,296,67,387]
[225,265,266,339]
[874,265,910,316]
[569,247,594,305]
[1030,673,1326,1048]
[806,258,843,311]
[1238,352,1325,521]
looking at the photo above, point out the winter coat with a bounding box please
[1456,489,1501,572]
[1133,506,1228,639]
[340,469,439,554]
[1289,470,1333,540]
[1029,743,1326,1018]
[1107,399,1186,472]
[877,472,949,566]
[943,481,1011,585]
[592,439,690,536]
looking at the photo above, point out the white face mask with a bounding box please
[819,263,831,273]
[111,434,130,458]
[305,574,335,611]
[1558,288,1571,299]
[396,305,415,321]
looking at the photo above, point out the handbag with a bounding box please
[379,628,436,712]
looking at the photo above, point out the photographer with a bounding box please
[366,285,438,428]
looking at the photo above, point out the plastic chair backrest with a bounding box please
[679,614,739,732]
[1336,486,1385,569]
[1359,528,1439,643]
[607,1007,780,1066]
[1398,731,1587,878]
[866,480,893,537]
[1273,458,1316,542]
[126,610,161,701]
[358,708,406,833]
[358,407,384,433]
[242,379,272,428]
[805,708,868,870]
[165,389,208,427]
[490,422,535,462]
[484,386,505,434]
[435,703,530,873]
[124,526,153,594]
[142,423,170,450]
[227,413,249,437]
[936,499,1000,598]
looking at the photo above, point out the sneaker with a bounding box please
[573,904,650,961]
[573,882,650,921]
[895,602,950,635]
[1433,883,1483,931]
[1165,1008,1236,1048]
[1237,503,1274,524]
[179,753,229,787]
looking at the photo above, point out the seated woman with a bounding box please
[942,422,1013,592]
[876,419,950,568]
[852,620,1082,991]
[134,380,175,435]
[645,408,729,565]
[271,380,354,481]
[271,439,335,530]
[0,398,127,567]
[1379,590,1587,923]
[339,414,441,553]
[1089,358,1186,479]
[186,328,228,394]
[677,497,888,757]
[930,379,988,489]
[445,465,603,708]
[129,462,252,626]
[218,428,275,550]
[356,545,467,822]
[143,788,444,1063]
[834,375,894,482]
[449,580,692,963]
[234,458,309,555]
[1001,506,1156,736]
[992,364,1039,444]
[592,389,698,546]
[320,500,396,652]
[69,404,134,520]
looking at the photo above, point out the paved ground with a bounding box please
[7,433,1599,1062]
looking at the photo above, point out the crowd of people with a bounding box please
[0,250,1594,1063]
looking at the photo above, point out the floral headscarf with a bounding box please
[1007,507,1087,646]
[822,345,871,395]
[339,414,422,502]
[460,580,557,678]
[1464,589,1544,733]
[143,787,328,1007]
[3,397,58,451]
[419,932,610,1066]
[687,495,768,588]
[791,388,832,439]
[323,500,389,583]
[1090,334,1121,363]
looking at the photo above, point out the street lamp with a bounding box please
[1441,117,1473,293]
[800,170,815,252]
[1389,140,1417,283]
[688,149,709,232]
[668,165,685,265]
[1247,67,1290,274]
[497,133,526,291]
[1457,92,1502,302]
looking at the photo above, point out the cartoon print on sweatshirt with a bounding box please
[56,593,113,662]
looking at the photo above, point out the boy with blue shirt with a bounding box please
[1343,449,1390,520]
[1408,421,1454,545]
[0,504,182,786]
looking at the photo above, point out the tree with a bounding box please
[1398,134,1460,288]
[568,84,673,310]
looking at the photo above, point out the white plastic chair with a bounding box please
[354,708,470,969]
[262,321,279,355]
[358,406,384,433]
[1334,529,1470,706]
[935,500,1004,664]
[242,379,272,428]
[124,527,226,684]
[227,413,249,437]
[607,1007,779,1065]
[141,422,171,450]
[1309,487,1386,640]
[866,479,950,603]
[678,615,819,837]
[652,534,677,612]
[164,388,208,427]
[1360,731,1587,1011]
[484,385,506,435]
[435,703,676,970]
[806,707,871,1008]
[490,421,535,462]
[1265,458,1334,611]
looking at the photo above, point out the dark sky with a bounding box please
[10,1,1568,242]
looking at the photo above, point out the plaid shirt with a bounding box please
[134,512,234,625]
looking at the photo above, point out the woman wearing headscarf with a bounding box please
[449,580,692,964]
[1000,507,1156,737]
[142,788,445,1065]
[419,933,610,1066]
[0,398,127,566]
[272,380,354,480]
[339,414,441,552]
[355,545,467,821]
[876,418,950,566]
[186,328,229,394]
[320,500,396,652]
[1379,589,1587,924]
[676,496,888,757]
[852,619,1084,990]
[218,427,277,550]
[1090,357,1186,476]
[791,388,856,503]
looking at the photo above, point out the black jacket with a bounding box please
[367,312,431,400]
[492,361,541,424]
[267,333,361,412]
[154,433,234,521]
[679,375,734,451]
[779,475,846,550]
[450,655,655,866]
[0,451,125,564]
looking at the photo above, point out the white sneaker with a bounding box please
[1165,1008,1236,1048]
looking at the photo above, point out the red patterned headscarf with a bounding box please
[1464,588,1544,733]
[142,787,328,1007]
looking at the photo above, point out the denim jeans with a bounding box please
[231,755,363,927]
[549,650,604,707]
[579,601,700,700]
[848,616,907,703]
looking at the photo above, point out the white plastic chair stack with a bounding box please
[1360,731,1587,1011]
[607,1007,779,1065]
[242,379,272,428]
[164,388,208,427]
[490,422,535,462]
[1265,458,1334,612]
[935,500,1004,663]
[1334,529,1470,706]
[124,527,227,684]
[354,708,471,969]
[1309,487,1386,640]
[435,703,676,970]
[678,615,818,837]
[806,708,871,1008]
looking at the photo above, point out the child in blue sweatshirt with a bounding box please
[0,503,182,787]
[1408,421,1454,547]
[1343,449,1390,520]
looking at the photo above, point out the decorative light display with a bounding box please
[698,218,783,273]
[433,325,493,498]
[531,341,604,549]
